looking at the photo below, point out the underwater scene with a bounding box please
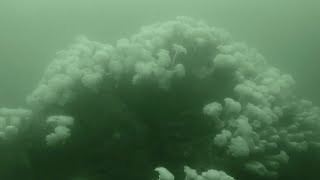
[0,1,320,180]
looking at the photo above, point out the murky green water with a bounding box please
[0,1,320,180]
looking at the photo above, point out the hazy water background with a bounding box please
[1,0,320,108]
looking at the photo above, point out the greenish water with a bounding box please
[1,0,319,106]
[1,1,320,180]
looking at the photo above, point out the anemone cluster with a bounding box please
[155,166,235,180]
[0,108,32,140]
[1,17,320,180]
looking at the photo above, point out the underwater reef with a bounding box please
[0,17,320,180]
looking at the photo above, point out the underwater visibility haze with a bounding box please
[0,1,320,180]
